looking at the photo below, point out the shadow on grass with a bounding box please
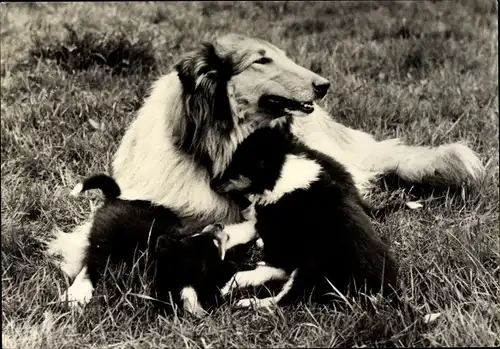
[377,173,478,204]
[29,24,157,76]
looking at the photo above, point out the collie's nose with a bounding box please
[313,80,330,99]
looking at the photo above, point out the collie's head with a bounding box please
[173,34,330,177]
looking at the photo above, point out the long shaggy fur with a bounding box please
[174,43,235,174]
[47,34,484,281]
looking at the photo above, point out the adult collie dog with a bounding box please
[48,34,484,296]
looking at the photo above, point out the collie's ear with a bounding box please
[174,43,234,166]
[176,43,233,92]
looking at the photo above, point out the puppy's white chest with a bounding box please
[249,154,322,205]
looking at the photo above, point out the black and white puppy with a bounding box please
[209,124,399,309]
[61,174,238,315]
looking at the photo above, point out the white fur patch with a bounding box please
[70,183,83,197]
[222,220,259,252]
[406,201,423,209]
[423,312,442,324]
[180,286,206,316]
[47,221,92,280]
[235,297,272,309]
[221,265,288,296]
[60,267,93,308]
[249,154,322,205]
[235,269,298,309]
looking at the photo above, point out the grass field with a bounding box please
[1,1,499,348]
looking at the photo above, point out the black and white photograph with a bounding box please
[1,1,498,347]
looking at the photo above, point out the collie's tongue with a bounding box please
[261,96,314,114]
[280,98,314,114]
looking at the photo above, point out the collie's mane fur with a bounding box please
[174,43,236,175]
[111,71,241,223]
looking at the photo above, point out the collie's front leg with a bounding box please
[296,108,484,188]
[221,265,288,296]
[365,139,484,186]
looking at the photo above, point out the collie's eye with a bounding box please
[254,57,272,64]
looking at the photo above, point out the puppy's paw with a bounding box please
[60,281,94,308]
[423,312,442,324]
[220,282,231,297]
[235,297,275,309]
[256,238,264,249]
[235,298,255,308]
[185,303,208,317]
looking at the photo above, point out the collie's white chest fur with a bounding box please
[249,154,322,206]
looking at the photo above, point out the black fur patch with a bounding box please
[79,173,121,199]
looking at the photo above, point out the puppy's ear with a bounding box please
[176,43,232,92]
[156,235,175,252]
[174,43,234,168]
[212,175,252,193]
[200,224,229,260]
[212,230,229,261]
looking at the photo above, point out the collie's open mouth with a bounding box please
[259,95,314,116]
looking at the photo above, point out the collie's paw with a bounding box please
[221,275,241,297]
[180,286,207,317]
[438,143,485,184]
[60,282,94,308]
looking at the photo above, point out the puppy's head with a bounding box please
[212,126,292,196]
[155,226,229,285]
